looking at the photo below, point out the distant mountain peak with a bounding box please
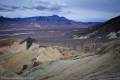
[51,15,59,17]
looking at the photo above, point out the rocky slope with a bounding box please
[73,16,120,39]
[0,38,120,80]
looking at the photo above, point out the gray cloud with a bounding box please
[0,7,13,12]
[64,0,120,13]
[32,5,63,12]
[0,0,65,12]
[33,6,48,10]
[0,4,25,11]
[31,0,66,12]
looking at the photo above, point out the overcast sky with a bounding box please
[0,0,120,22]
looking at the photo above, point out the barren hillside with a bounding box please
[0,38,120,80]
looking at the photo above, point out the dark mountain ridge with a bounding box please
[95,16,120,33]
[0,15,100,25]
[91,16,120,37]
[73,16,120,39]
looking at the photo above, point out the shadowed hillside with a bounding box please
[73,16,120,39]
